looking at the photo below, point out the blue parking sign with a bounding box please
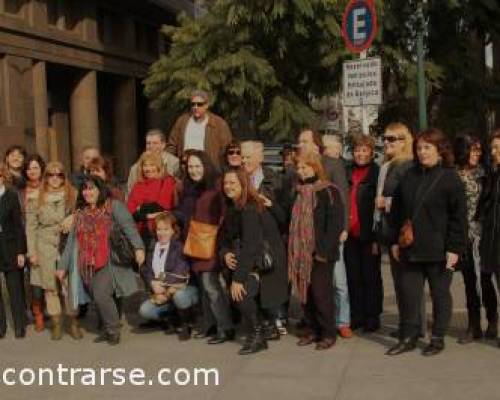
[341,0,378,53]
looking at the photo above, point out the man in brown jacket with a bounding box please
[167,90,232,169]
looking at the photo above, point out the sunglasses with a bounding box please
[47,172,65,179]
[227,150,240,156]
[191,101,206,108]
[383,136,403,143]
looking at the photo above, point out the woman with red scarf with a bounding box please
[344,135,382,333]
[288,153,344,350]
[127,151,176,246]
[57,176,145,345]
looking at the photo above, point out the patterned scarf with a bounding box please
[75,204,112,285]
[288,178,337,304]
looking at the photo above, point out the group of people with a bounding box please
[1,89,500,358]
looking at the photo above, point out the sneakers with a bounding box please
[338,325,353,339]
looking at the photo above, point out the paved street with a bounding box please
[1,258,499,400]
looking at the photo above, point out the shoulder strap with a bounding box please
[411,170,445,220]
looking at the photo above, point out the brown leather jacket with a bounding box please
[167,112,232,168]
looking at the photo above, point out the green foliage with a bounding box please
[145,0,350,140]
[145,0,500,141]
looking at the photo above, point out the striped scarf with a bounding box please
[288,182,317,304]
[288,179,337,303]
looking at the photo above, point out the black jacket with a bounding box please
[382,160,413,198]
[312,185,345,262]
[478,168,500,273]
[377,160,413,245]
[219,202,288,309]
[347,162,379,242]
[257,167,288,233]
[389,164,467,263]
[0,188,27,271]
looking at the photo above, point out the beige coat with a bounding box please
[27,191,71,290]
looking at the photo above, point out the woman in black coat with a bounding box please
[0,162,27,338]
[344,135,382,332]
[478,130,500,348]
[388,128,467,356]
[220,169,288,355]
[288,152,344,350]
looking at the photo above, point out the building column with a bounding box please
[32,61,50,160]
[70,70,99,171]
[113,77,138,180]
[0,55,34,153]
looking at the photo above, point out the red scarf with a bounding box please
[288,179,337,304]
[349,165,370,238]
[75,204,112,284]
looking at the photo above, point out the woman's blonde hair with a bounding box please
[138,151,164,180]
[384,122,414,162]
[38,161,76,209]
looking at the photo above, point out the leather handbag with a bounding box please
[183,220,219,260]
[256,240,275,274]
[110,215,136,266]
[398,219,414,249]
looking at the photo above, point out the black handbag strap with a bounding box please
[410,170,444,220]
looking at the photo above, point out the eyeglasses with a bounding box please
[227,150,240,156]
[47,172,65,179]
[383,136,403,143]
[191,102,206,108]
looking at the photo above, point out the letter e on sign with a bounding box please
[341,0,378,53]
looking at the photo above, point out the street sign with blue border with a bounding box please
[341,0,378,53]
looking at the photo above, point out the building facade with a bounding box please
[0,0,193,178]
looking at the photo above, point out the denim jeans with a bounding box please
[139,286,199,321]
[199,271,233,333]
[334,243,351,327]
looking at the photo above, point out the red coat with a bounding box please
[127,176,176,234]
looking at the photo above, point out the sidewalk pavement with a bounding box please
[0,259,499,400]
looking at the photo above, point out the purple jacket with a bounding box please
[141,239,190,291]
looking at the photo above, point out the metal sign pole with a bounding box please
[360,50,369,135]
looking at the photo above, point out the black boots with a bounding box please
[238,324,268,355]
[176,308,192,341]
[263,321,281,341]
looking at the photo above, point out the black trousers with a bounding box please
[235,275,260,334]
[0,268,26,335]
[400,261,453,339]
[344,237,383,326]
[303,260,336,339]
[460,243,498,326]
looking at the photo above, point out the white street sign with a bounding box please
[343,57,382,107]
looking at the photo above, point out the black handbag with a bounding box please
[256,239,275,275]
[109,216,135,266]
